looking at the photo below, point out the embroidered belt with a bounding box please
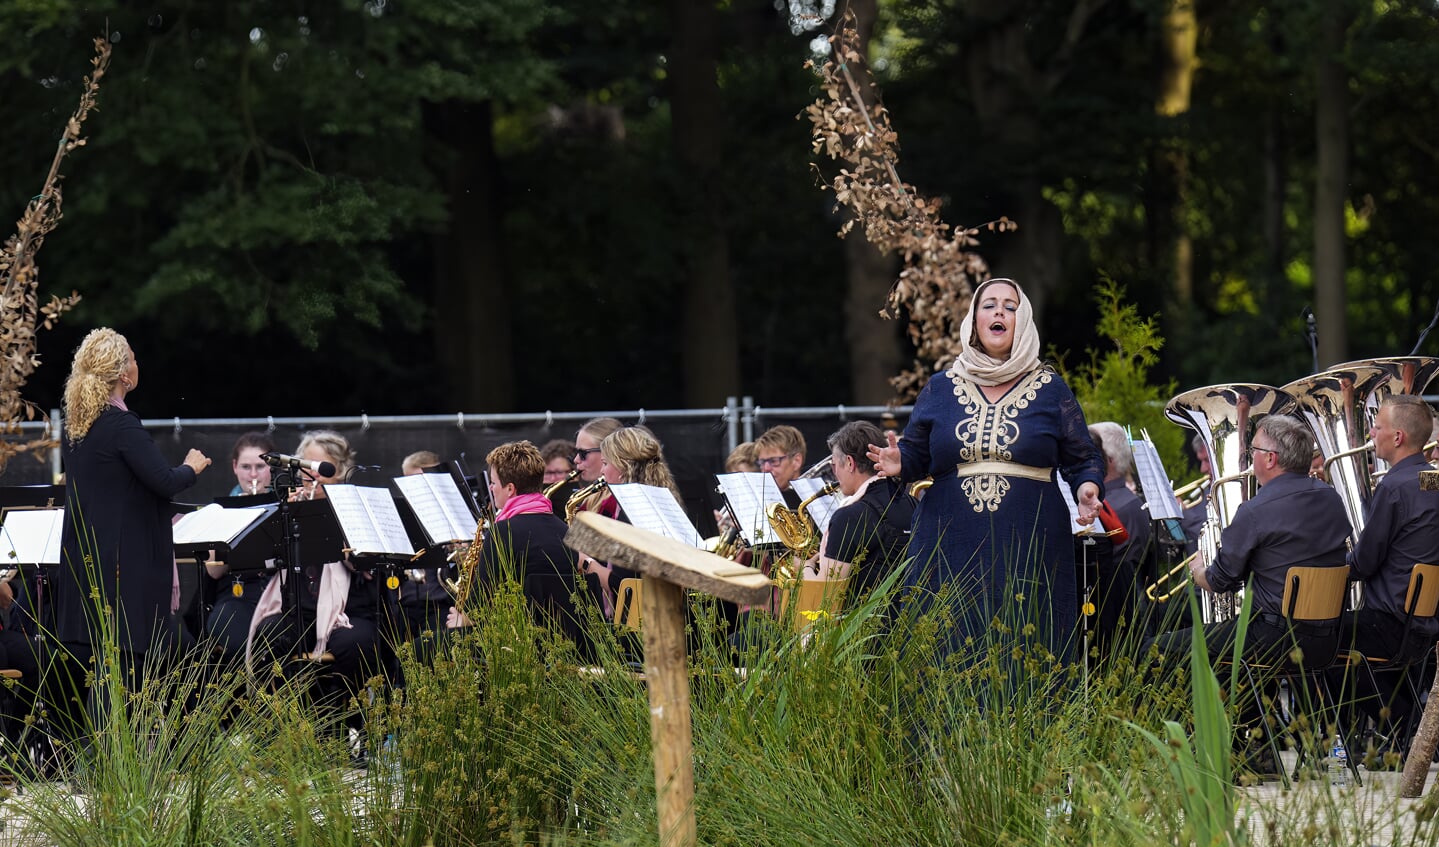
[952,460,1052,482]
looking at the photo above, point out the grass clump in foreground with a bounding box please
[9,554,1439,845]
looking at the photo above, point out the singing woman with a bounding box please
[868,278,1104,658]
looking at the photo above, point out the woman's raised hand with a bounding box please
[865,431,902,479]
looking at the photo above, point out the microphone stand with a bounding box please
[1304,307,1319,373]
[270,465,308,667]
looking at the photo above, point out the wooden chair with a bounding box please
[777,577,850,633]
[1343,563,1439,754]
[1232,565,1357,788]
[614,578,643,632]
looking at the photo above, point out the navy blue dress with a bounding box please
[898,366,1104,655]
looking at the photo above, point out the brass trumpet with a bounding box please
[1145,467,1255,603]
[1172,474,1209,508]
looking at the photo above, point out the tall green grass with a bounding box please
[8,545,1439,845]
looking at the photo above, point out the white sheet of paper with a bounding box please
[395,473,479,544]
[326,484,416,556]
[1132,438,1184,521]
[1055,475,1089,536]
[608,483,703,547]
[789,477,841,535]
[172,503,271,546]
[0,508,64,565]
[716,472,787,546]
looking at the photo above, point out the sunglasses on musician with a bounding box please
[575,447,602,460]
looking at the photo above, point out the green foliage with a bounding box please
[1058,278,1191,480]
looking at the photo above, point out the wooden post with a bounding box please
[565,512,772,847]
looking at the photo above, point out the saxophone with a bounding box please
[564,479,609,523]
[765,481,840,583]
[445,519,485,609]
[543,467,580,499]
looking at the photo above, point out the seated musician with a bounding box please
[573,417,623,486]
[1090,422,1151,647]
[755,425,806,508]
[228,431,276,497]
[1179,432,1211,555]
[0,573,39,745]
[390,450,456,653]
[573,427,685,618]
[1329,395,1439,742]
[811,421,914,599]
[249,431,385,699]
[205,432,282,662]
[540,439,579,511]
[445,441,589,657]
[1150,415,1352,770]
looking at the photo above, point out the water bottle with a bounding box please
[1329,735,1349,788]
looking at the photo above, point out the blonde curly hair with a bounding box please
[64,328,131,442]
[601,427,683,505]
[296,430,356,481]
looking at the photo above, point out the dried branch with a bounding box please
[0,37,109,472]
[805,13,1015,401]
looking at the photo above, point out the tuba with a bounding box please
[1283,357,1439,532]
[1148,383,1297,621]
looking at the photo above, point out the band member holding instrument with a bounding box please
[755,425,806,508]
[1179,433,1212,555]
[229,432,276,496]
[575,427,684,617]
[55,329,211,737]
[1332,395,1439,740]
[1089,422,1149,652]
[1151,415,1351,770]
[287,429,355,500]
[867,278,1104,659]
[446,442,589,657]
[813,421,914,599]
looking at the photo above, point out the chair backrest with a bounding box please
[779,577,851,632]
[1280,565,1348,624]
[1404,563,1439,620]
[613,578,643,631]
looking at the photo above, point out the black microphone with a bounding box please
[261,452,336,478]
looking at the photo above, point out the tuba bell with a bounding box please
[1148,383,1298,622]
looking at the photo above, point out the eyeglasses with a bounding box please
[757,454,794,469]
[1247,446,1277,460]
[574,447,602,460]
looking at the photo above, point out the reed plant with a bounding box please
[12,537,1439,845]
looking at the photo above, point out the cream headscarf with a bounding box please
[949,278,1042,386]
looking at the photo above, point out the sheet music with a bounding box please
[1132,437,1184,521]
[790,477,842,534]
[172,503,272,546]
[0,508,64,565]
[716,472,787,546]
[608,483,703,547]
[1055,475,1090,536]
[395,474,479,544]
[326,485,416,556]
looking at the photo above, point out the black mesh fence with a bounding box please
[2,405,914,538]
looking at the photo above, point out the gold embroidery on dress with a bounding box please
[945,368,1052,512]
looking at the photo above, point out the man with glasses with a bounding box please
[1150,414,1352,777]
[754,425,807,509]
[1331,395,1439,749]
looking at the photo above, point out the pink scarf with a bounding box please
[496,492,553,521]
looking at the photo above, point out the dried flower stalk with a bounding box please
[805,15,1015,401]
[0,37,108,472]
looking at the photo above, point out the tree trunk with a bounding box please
[1156,0,1198,307]
[1401,645,1439,797]
[840,0,903,404]
[671,0,740,407]
[1313,4,1352,368]
[428,99,513,411]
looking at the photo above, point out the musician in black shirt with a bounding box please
[814,421,915,600]
[1334,395,1439,738]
